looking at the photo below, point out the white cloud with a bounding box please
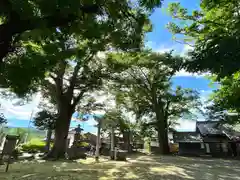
[175,119,196,131]
[200,90,213,96]
[6,122,13,127]
[155,45,174,53]
[0,93,41,120]
[175,118,206,132]
[174,69,210,78]
[180,44,194,57]
[84,116,97,126]
[146,42,211,78]
[145,41,157,49]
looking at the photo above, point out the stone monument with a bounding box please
[66,124,86,160]
[73,124,83,146]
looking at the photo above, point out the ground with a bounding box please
[1,155,240,180]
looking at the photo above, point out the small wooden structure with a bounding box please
[173,121,240,158]
[196,121,231,157]
[173,131,205,156]
[0,135,19,172]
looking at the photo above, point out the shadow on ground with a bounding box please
[1,155,240,179]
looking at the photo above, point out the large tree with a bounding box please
[39,42,107,158]
[102,108,133,152]
[0,0,162,95]
[107,52,201,154]
[167,0,240,78]
[2,1,162,159]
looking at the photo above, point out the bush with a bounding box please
[79,141,90,147]
[21,144,45,153]
[20,138,46,154]
[73,141,90,148]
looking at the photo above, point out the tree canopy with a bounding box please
[102,108,131,134]
[33,110,57,130]
[0,0,162,96]
[167,0,240,78]
[207,72,240,125]
[106,52,201,154]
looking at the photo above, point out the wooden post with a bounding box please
[110,127,115,160]
[5,155,11,172]
[95,120,101,162]
[45,129,52,153]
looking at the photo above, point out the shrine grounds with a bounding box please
[1,155,240,180]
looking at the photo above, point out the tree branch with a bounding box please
[67,54,94,98]
[55,61,67,95]
[127,67,151,98]
[173,39,194,48]
[138,67,152,90]
[71,90,86,108]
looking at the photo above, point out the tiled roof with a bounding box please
[196,121,223,136]
[196,121,240,139]
[173,132,202,143]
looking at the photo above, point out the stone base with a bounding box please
[110,150,114,160]
[115,150,127,161]
[66,147,87,160]
[100,148,110,156]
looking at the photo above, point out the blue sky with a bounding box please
[1,0,215,133]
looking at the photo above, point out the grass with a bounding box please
[1,155,240,180]
[27,138,46,146]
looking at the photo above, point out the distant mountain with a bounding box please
[7,117,97,133]
[2,127,45,139]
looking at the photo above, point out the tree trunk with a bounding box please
[123,131,131,153]
[45,129,52,153]
[151,89,170,154]
[157,123,170,155]
[153,102,170,155]
[45,107,72,159]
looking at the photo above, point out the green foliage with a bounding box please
[20,138,48,153]
[107,52,200,123]
[167,0,240,78]
[20,144,45,153]
[0,113,7,125]
[207,72,240,124]
[0,0,163,96]
[75,141,90,148]
[33,110,57,130]
[21,144,45,154]
[102,108,130,133]
[106,52,200,153]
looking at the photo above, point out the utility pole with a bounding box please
[24,109,34,143]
